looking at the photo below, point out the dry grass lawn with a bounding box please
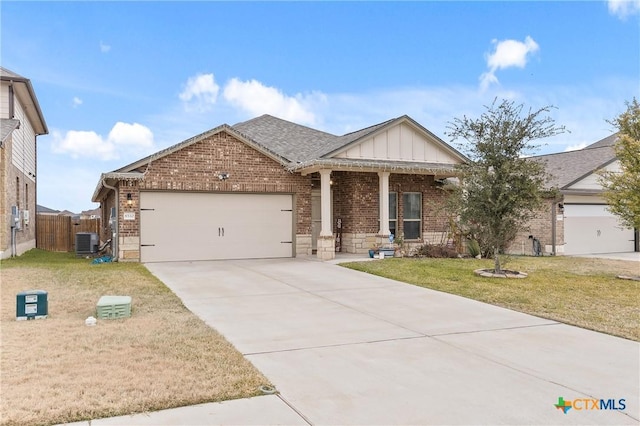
[0,250,270,426]
[343,255,640,341]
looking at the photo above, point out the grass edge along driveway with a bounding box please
[342,256,639,342]
[1,250,270,426]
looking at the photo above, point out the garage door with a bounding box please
[140,192,293,262]
[564,204,635,255]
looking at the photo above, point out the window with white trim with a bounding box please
[403,192,422,240]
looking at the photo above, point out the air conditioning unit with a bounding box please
[76,232,99,256]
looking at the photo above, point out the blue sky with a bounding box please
[2,1,639,213]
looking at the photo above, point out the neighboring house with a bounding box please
[0,67,48,259]
[80,207,100,220]
[36,204,60,215]
[92,114,467,262]
[510,134,639,256]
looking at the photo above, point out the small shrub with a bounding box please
[413,243,459,258]
[467,239,481,258]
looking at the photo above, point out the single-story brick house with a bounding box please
[508,133,639,256]
[92,114,468,262]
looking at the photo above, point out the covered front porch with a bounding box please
[300,162,459,261]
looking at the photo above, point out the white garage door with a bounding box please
[140,192,293,262]
[564,204,635,255]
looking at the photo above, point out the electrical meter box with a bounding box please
[17,290,48,320]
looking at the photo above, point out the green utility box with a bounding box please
[17,290,48,320]
[96,295,132,319]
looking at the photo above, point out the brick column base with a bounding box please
[316,235,336,260]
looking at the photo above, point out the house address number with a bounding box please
[123,212,136,221]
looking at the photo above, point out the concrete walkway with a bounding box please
[572,251,640,262]
[71,258,639,425]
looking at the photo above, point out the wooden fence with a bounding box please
[36,215,101,252]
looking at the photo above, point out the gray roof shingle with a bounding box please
[0,118,20,146]
[585,132,618,149]
[232,115,338,163]
[532,141,616,189]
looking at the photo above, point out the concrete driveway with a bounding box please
[143,258,639,425]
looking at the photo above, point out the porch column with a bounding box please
[378,171,390,236]
[317,169,335,260]
[320,169,333,236]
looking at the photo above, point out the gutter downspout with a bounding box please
[102,178,119,261]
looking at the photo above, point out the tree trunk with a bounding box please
[494,247,502,273]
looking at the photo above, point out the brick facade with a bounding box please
[99,130,466,261]
[332,172,451,254]
[106,131,312,261]
[506,198,565,256]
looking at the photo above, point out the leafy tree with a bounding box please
[446,99,566,273]
[599,98,640,230]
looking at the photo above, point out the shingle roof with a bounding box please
[531,139,617,189]
[232,114,468,165]
[95,114,467,200]
[585,132,618,149]
[0,67,25,80]
[0,118,20,146]
[36,204,60,214]
[232,114,338,162]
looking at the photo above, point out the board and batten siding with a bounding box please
[334,122,458,164]
[566,161,620,191]
[0,84,9,118]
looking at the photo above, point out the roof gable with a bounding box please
[532,138,617,190]
[1,67,48,135]
[328,116,466,164]
[565,158,619,191]
[114,123,289,174]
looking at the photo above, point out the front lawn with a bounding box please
[342,256,639,341]
[0,250,270,426]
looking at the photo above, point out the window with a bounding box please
[389,192,397,237]
[403,192,422,240]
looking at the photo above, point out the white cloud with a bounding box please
[52,130,115,159]
[480,36,540,91]
[52,122,154,160]
[179,73,219,111]
[608,0,640,18]
[100,41,111,53]
[72,97,83,108]
[108,122,154,148]
[222,78,320,125]
[563,142,588,152]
